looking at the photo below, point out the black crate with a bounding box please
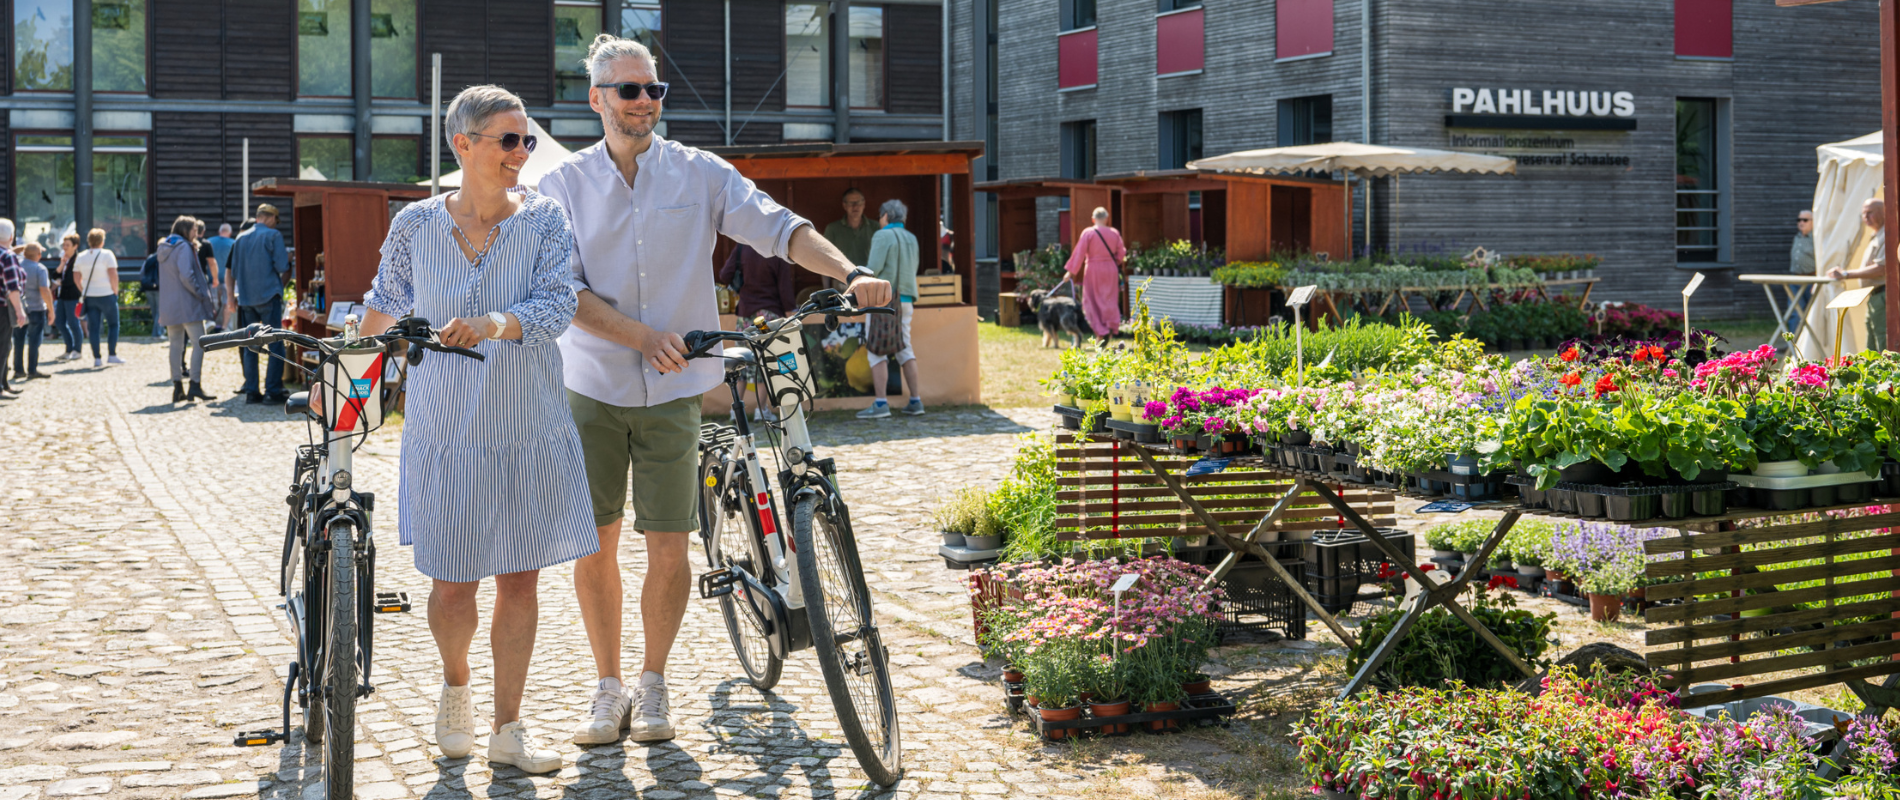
[1303,529,1416,615]
[1213,543,1309,640]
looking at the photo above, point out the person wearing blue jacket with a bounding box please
[222,203,290,402]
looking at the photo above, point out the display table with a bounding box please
[700,304,981,416]
[1737,274,1833,352]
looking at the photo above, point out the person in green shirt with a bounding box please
[856,198,923,419]
[822,187,876,267]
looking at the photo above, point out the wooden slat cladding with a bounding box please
[728,0,783,145]
[222,114,296,234]
[421,0,488,98]
[223,0,295,100]
[486,0,553,107]
[0,114,11,217]
[151,0,223,99]
[1,0,12,95]
[885,4,940,115]
[660,0,727,119]
[152,112,227,232]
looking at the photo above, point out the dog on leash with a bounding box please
[1028,288,1087,349]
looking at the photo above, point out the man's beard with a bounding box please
[611,110,656,140]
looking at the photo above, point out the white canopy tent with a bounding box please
[1189,143,1517,255]
[419,118,574,191]
[1802,131,1885,359]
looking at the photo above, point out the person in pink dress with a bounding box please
[1062,207,1127,343]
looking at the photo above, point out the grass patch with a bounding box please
[980,322,1067,409]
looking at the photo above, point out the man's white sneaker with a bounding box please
[106,356,126,365]
[93,358,103,368]
[487,721,562,773]
[573,678,632,744]
[434,683,477,758]
[628,672,676,743]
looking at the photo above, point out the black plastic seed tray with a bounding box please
[1053,404,1108,434]
[1013,688,1236,738]
[1105,418,1162,443]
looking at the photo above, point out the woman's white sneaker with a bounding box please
[488,721,562,773]
[434,683,476,758]
[573,677,632,744]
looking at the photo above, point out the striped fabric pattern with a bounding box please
[365,193,599,583]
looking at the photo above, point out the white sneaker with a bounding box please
[107,356,125,365]
[628,671,675,743]
[434,683,477,758]
[487,721,562,773]
[573,677,631,744]
[93,358,103,367]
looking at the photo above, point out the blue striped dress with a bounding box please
[365,192,599,582]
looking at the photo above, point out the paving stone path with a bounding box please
[2,341,1343,800]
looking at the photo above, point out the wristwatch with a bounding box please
[844,266,877,286]
[486,311,508,339]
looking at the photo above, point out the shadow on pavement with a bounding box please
[696,678,888,799]
[796,404,1035,447]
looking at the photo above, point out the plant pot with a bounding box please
[1810,484,1839,507]
[964,534,1003,551]
[1878,461,1900,497]
[1816,460,1843,475]
[1837,481,1873,503]
[1545,569,1568,584]
[1173,437,1197,452]
[1691,486,1728,516]
[1752,459,1809,478]
[1447,455,1481,476]
[1558,460,1623,485]
[1517,564,1546,579]
[1602,490,1655,522]
[1628,586,1647,602]
[1589,593,1623,623]
[1181,679,1213,696]
[1089,699,1134,736]
[942,530,967,547]
[1142,701,1181,732]
[1284,430,1313,446]
[1037,704,1082,740]
[1002,667,1024,683]
[1659,490,1692,520]
[1575,491,1607,519]
[1459,551,1480,565]
[1432,548,1459,560]
[1493,560,1516,573]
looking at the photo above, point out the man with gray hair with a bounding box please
[856,197,923,419]
[0,218,27,396]
[538,34,892,745]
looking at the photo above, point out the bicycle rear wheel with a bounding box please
[699,447,783,690]
[321,522,357,800]
[791,491,901,786]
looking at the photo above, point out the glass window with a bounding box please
[619,4,662,61]
[786,3,829,108]
[370,0,416,99]
[14,137,75,256]
[19,135,151,258]
[299,136,353,182]
[94,138,149,257]
[1061,0,1096,31]
[848,6,882,109]
[1060,120,1096,181]
[299,0,351,97]
[1158,0,1201,11]
[92,0,146,93]
[371,138,419,183]
[14,0,74,92]
[1159,109,1202,170]
[1277,94,1332,146]
[1676,98,1722,263]
[555,1,602,102]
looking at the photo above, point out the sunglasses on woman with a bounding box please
[464,131,538,153]
[596,81,670,101]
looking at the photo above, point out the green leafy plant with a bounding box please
[1210,260,1287,288]
[1343,579,1555,690]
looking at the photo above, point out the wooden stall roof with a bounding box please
[1093,168,1345,192]
[250,177,434,200]
[705,140,985,180]
[972,176,1116,197]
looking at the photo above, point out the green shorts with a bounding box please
[568,391,702,532]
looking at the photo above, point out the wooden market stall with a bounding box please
[250,177,433,343]
[702,140,986,413]
[971,176,1123,325]
[1092,168,1352,261]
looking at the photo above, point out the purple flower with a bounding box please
[1203,417,1227,433]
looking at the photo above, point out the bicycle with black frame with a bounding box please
[682,288,903,786]
[203,316,484,800]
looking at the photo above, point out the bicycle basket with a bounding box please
[759,325,813,413]
[321,346,388,434]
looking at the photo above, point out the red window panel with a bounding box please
[1157,8,1205,76]
[1276,0,1333,61]
[1059,28,1098,88]
[1675,0,1732,58]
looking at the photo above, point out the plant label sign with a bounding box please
[1185,457,1232,477]
[1110,573,1141,594]
[1286,285,1319,308]
[1829,285,1877,309]
[1416,501,1474,513]
[1680,272,1706,298]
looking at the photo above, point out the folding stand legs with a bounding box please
[1307,483,1538,698]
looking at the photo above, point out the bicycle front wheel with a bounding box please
[699,447,783,690]
[791,492,901,786]
[321,522,357,800]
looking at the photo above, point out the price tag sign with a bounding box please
[1681,272,1706,298]
[1287,285,1319,308]
[1185,457,1232,477]
[1830,286,1877,309]
[1110,573,1140,594]
[1416,501,1474,513]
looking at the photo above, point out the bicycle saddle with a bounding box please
[722,347,757,374]
[284,391,312,418]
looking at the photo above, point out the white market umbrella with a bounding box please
[1803,131,1885,359]
[424,118,575,191]
[1189,143,1517,256]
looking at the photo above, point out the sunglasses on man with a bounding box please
[464,131,538,153]
[596,81,670,101]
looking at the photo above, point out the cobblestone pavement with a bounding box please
[3,341,1348,800]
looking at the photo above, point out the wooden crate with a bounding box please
[1053,433,1396,541]
[1642,510,1900,709]
[997,291,1022,327]
[915,274,963,306]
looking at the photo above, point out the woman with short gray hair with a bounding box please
[353,84,594,773]
[857,197,925,419]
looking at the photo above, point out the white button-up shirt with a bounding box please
[540,135,812,408]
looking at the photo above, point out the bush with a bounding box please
[1343,579,1555,690]
[931,486,990,536]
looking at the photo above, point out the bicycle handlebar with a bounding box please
[199,318,486,363]
[682,290,893,362]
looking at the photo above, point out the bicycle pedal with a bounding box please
[372,591,411,613]
[232,730,285,747]
[698,568,740,599]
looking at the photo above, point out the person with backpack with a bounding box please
[1062,206,1127,345]
[156,216,218,403]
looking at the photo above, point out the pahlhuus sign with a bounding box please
[1446,87,1638,131]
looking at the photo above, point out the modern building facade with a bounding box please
[0,0,948,264]
[951,0,1884,310]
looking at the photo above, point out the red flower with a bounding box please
[1486,574,1520,591]
[1594,375,1619,397]
[1560,346,1580,362]
[1631,345,1665,363]
[1560,372,1582,387]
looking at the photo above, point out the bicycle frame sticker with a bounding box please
[323,349,386,433]
[760,331,812,413]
